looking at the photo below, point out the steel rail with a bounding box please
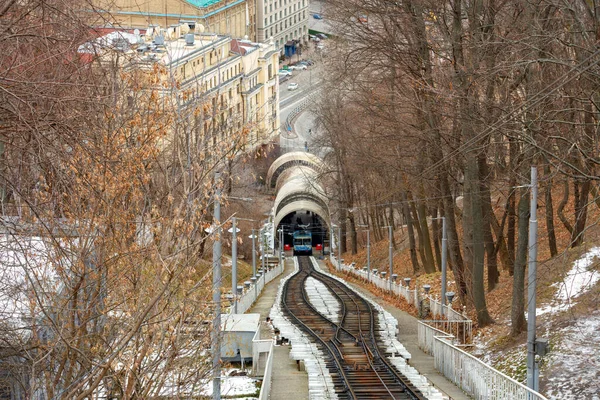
[308,263,425,400]
[282,267,358,399]
[283,257,426,400]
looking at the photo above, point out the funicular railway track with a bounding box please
[281,256,426,400]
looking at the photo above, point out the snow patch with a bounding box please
[269,258,338,399]
[543,313,600,400]
[317,258,446,399]
[535,247,600,316]
[305,277,341,323]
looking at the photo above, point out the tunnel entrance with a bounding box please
[276,210,329,254]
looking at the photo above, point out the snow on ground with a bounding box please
[158,369,259,398]
[536,247,600,316]
[305,276,341,323]
[315,258,445,399]
[269,257,339,399]
[542,313,600,400]
[200,371,260,399]
[478,248,600,400]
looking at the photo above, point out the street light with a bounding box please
[384,225,393,291]
[357,224,370,280]
[210,172,222,400]
[248,229,258,299]
[227,217,241,314]
[331,224,341,269]
[431,217,448,315]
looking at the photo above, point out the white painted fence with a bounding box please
[432,334,549,400]
[258,341,274,400]
[331,255,473,344]
[230,259,284,315]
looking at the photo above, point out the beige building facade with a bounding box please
[255,0,309,52]
[97,0,256,40]
[86,28,279,149]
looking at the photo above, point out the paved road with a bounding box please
[278,47,324,154]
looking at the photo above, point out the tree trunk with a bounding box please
[441,175,468,301]
[557,178,573,234]
[402,190,420,273]
[571,179,590,247]
[506,137,517,276]
[479,155,499,291]
[511,189,529,336]
[544,164,558,257]
[466,155,493,326]
[349,211,358,255]
[417,196,436,274]
[388,203,396,249]
[431,207,442,271]
[410,197,428,269]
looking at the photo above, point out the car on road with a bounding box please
[279,69,293,76]
[287,82,299,91]
[313,13,323,19]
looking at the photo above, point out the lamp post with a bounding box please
[431,216,448,315]
[527,166,539,391]
[385,225,393,291]
[249,229,258,299]
[358,225,370,280]
[211,173,222,400]
[227,217,241,314]
[278,228,283,267]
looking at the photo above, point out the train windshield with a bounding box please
[294,237,311,245]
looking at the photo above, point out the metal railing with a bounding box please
[332,256,548,400]
[283,92,319,134]
[230,259,284,315]
[432,334,549,400]
[258,341,274,400]
[331,255,473,344]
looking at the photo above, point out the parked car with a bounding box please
[279,69,293,76]
[305,59,315,65]
[313,13,323,19]
[316,44,325,50]
[287,82,299,90]
[289,64,307,70]
[316,33,328,39]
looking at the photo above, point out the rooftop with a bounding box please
[184,0,224,8]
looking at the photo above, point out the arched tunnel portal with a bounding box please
[269,152,331,254]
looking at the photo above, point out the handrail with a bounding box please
[432,335,549,400]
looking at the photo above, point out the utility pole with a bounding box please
[230,217,238,314]
[278,228,283,267]
[527,166,539,391]
[211,173,222,400]
[441,217,448,314]
[366,229,370,280]
[251,229,257,277]
[261,229,265,272]
[388,225,393,291]
[338,226,342,269]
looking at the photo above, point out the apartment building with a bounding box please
[96,0,256,40]
[255,0,309,52]
[85,27,279,149]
